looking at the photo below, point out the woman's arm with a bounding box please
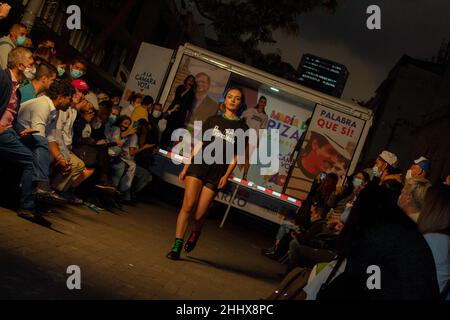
[217,155,238,189]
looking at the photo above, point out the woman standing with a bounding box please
[240,96,269,179]
[161,75,196,149]
[167,88,249,260]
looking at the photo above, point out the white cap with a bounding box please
[414,156,429,164]
[379,150,398,167]
[85,92,99,110]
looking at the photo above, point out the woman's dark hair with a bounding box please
[256,95,267,114]
[184,75,195,85]
[225,86,244,97]
[336,183,414,257]
[114,115,132,127]
[317,172,338,202]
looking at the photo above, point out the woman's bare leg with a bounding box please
[192,186,217,232]
[175,176,204,238]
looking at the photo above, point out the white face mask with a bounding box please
[152,111,162,118]
[23,66,36,80]
[405,169,412,180]
[372,165,382,178]
[158,118,167,132]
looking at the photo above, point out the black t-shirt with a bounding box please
[198,114,249,164]
[189,115,249,179]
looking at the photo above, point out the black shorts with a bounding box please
[186,163,226,192]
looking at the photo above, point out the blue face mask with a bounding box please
[353,178,363,188]
[70,69,83,79]
[16,35,26,47]
[57,67,65,77]
[108,115,117,125]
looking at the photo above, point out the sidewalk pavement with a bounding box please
[0,198,284,300]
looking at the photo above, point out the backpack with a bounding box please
[266,267,311,300]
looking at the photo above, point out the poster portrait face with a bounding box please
[163,56,231,125]
[299,131,351,179]
[195,73,211,95]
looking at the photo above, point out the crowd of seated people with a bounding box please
[0,23,162,218]
[264,151,450,299]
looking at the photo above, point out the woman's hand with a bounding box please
[178,169,187,184]
[218,175,229,190]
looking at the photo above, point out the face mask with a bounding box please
[70,69,83,79]
[158,119,167,133]
[353,178,363,188]
[57,67,65,77]
[23,66,36,80]
[92,119,102,130]
[152,111,162,118]
[372,165,381,178]
[108,115,117,125]
[405,169,412,180]
[397,196,404,211]
[16,35,26,46]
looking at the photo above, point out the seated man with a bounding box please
[47,80,102,202]
[17,79,78,204]
[287,204,338,272]
[0,47,62,218]
[19,61,57,103]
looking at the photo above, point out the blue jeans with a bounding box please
[110,158,126,187]
[20,134,50,183]
[276,223,295,241]
[0,129,35,209]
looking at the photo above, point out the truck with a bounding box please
[121,42,374,226]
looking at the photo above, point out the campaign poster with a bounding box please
[285,104,366,200]
[120,42,174,106]
[162,55,231,129]
[234,90,313,193]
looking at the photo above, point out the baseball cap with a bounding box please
[379,150,398,167]
[413,156,431,174]
[71,79,89,92]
